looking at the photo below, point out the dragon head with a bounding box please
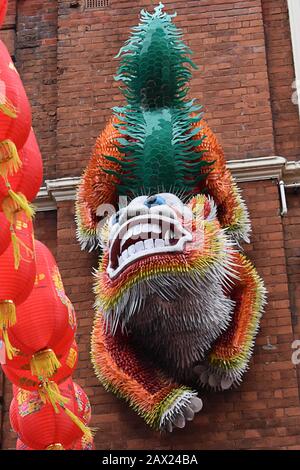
[95,192,236,335]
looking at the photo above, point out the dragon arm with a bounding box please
[91,312,201,431]
[197,252,266,390]
[192,119,251,243]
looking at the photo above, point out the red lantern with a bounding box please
[14,378,91,450]
[0,41,32,178]
[5,240,77,379]
[0,1,7,28]
[2,340,78,392]
[0,129,42,268]
[18,130,43,202]
[9,396,19,433]
[16,436,95,451]
[0,128,43,204]
[0,211,11,256]
[0,219,36,358]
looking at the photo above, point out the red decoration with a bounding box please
[13,378,90,450]
[0,130,43,265]
[9,397,19,433]
[0,219,36,358]
[11,377,94,451]
[0,129,43,204]
[5,240,77,379]
[2,340,78,392]
[0,1,7,28]
[0,19,92,450]
[0,41,32,177]
[0,211,11,256]
[0,218,35,294]
[16,437,95,451]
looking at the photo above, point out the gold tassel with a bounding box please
[0,300,16,329]
[38,381,69,413]
[63,407,93,441]
[0,140,21,177]
[10,228,21,270]
[31,349,61,379]
[10,227,34,270]
[46,443,65,451]
[2,328,19,360]
[2,191,35,224]
[0,95,17,118]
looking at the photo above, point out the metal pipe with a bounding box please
[279,180,288,216]
[284,182,300,189]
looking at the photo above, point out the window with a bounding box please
[85,0,109,10]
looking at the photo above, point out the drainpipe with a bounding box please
[279,180,288,216]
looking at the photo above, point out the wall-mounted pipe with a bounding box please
[279,180,288,216]
[285,182,300,189]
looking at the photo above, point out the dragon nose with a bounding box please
[144,195,166,208]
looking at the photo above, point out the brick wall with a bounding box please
[262,0,300,160]
[1,0,300,450]
[3,182,300,450]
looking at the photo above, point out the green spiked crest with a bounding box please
[104,3,213,197]
[115,2,197,109]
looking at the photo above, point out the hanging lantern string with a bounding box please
[2,180,35,222]
[1,325,19,360]
[10,224,34,270]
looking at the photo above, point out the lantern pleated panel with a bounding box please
[0,41,32,177]
[0,128,43,204]
[0,219,36,358]
[6,240,77,379]
[0,211,11,256]
[14,378,88,450]
[18,129,43,202]
[9,397,19,433]
[0,1,7,28]
[0,218,36,304]
[2,340,78,392]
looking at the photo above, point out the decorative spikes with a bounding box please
[105,4,215,196]
[206,253,267,386]
[91,311,198,431]
[104,104,213,196]
[115,2,197,109]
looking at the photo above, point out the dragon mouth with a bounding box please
[107,214,193,279]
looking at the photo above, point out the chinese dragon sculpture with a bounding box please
[75,4,266,432]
